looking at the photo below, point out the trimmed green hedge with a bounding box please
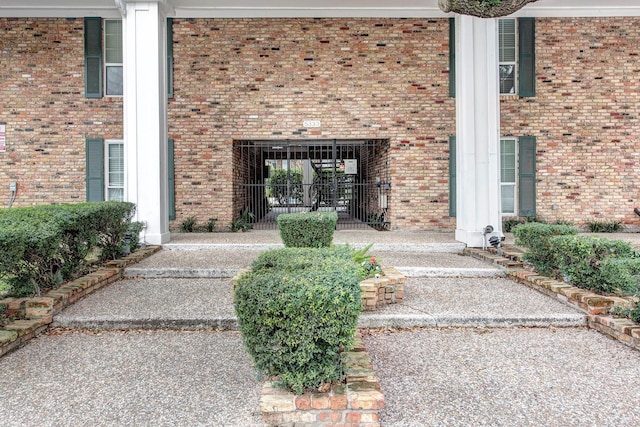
[234,247,362,394]
[277,211,337,248]
[598,257,640,296]
[513,222,578,275]
[549,235,637,294]
[0,202,137,297]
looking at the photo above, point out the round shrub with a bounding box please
[277,211,338,248]
[234,248,362,394]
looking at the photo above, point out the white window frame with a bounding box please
[499,18,518,96]
[105,139,125,202]
[500,138,517,216]
[103,19,123,97]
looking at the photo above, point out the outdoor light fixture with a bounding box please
[488,235,502,256]
[122,232,133,256]
[482,225,494,250]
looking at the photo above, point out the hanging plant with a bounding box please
[438,0,539,18]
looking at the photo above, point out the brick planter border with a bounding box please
[360,267,406,311]
[464,246,640,352]
[260,333,384,426]
[0,246,161,358]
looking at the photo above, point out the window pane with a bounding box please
[501,140,516,183]
[106,66,123,96]
[108,143,124,186]
[501,184,515,214]
[108,188,124,202]
[500,65,515,94]
[499,19,516,62]
[105,20,123,63]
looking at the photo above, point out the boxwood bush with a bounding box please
[549,235,638,294]
[513,222,578,275]
[277,211,338,248]
[597,257,640,296]
[234,247,362,394]
[0,202,137,297]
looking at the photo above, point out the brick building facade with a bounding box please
[1,1,640,243]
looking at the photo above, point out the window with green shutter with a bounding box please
[84,18,102,98]
[86,138,104,201]
[449,18,535,98]
[518,136,536,217]
[449,136,456,217]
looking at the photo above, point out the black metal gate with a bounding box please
[232,139,390,229]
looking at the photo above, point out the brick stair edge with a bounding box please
[0,246,161,358]
[464,246,640,353]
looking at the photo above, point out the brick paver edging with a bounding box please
[0,246,161,358]
[260,333,384,426]
[360,267,406,310]
[464,246,640,352]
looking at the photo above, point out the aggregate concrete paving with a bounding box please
[4,230,640,426]
[364,327,640,427]
[0,329,263,427]
[54,275,584,331]
[53,278,237,330]
[124,249,502,278]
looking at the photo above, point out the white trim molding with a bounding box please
[2,0,639,19]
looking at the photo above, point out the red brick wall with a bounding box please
[169,18,456,229]
[501,17,640,228]
[3,17,640,230]
[0,18,122,206]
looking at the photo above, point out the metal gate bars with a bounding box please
[232,139,391,230]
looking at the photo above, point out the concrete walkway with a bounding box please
[1,230,640,426]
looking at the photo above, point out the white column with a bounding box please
[454,15,502,248]
[122,0,170,244]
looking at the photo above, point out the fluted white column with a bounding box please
[122,0,170,244]
[454,15,502,247]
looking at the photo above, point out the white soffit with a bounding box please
[0,0,640,18]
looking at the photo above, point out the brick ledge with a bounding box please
[0,246,161,358]
[260,333,384,426]
[464,246,640,352]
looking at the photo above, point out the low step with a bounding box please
[358,313,586,329]
[52,276,585,331]
[396,267,504,278]
[124,266,504,279]
[162,242,467,254]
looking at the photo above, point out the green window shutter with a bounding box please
[167,18,174,98]
[518,136,536,217]
[168,138,176,220]
[449,136,457,217]
[84,17,103,98]
[86,138,104,201]
[518,17,535,97]
[449,18,456,98]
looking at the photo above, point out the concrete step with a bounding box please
[161,242,467,253]
[53,276,586,331]
[124,248,501,278]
